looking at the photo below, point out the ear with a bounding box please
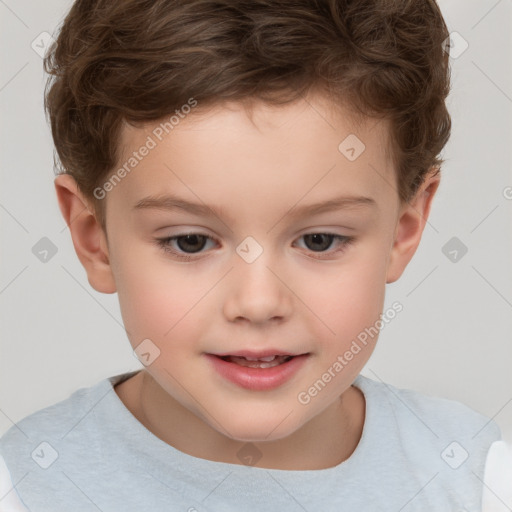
[54,174,117,293]
[386,169,440,283]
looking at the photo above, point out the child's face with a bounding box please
[74,93,433,442]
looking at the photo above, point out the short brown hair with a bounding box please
[44,0,451,229]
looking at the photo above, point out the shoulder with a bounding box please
[355,373,501,473]
[357,374,499,435]
[0,372,137,497]
[1,373,115,445]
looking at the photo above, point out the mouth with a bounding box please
[205,352,311,390]
[216,354,297,369]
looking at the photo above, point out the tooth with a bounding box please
[243,355,276,362]
[257,361,278,368]
[226,355,292,368]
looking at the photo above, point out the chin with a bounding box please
[214,412,303,444]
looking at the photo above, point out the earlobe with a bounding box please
[386,171,440,284]
[54,174,117,294]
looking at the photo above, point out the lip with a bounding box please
[205,353,310,391]
[213,349,298,358]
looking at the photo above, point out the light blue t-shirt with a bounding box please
[0,370,501,511]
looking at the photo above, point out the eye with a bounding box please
[156,233,218,261]
[294,233,354,259]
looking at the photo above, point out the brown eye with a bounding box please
[174,234,208,253]
[156,233,218,260]
[302,233,335,252]
[294,233,355,259]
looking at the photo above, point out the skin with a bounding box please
[55,92,439,470]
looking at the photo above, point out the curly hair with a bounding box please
[44,0,451,229]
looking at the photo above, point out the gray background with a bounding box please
[1,1,511,441]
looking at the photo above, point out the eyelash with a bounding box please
[155,232,355,261]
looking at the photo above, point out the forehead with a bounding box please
[110,94,397,222]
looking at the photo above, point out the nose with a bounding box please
[222,250,293,325]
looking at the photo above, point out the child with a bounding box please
[0,0,504,510]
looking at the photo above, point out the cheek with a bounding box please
[113,248,211,348]
[306,246,388,350]
[342,262,386,321]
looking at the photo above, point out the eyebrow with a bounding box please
[132,193,377,220]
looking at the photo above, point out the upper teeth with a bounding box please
[243,355,277,362]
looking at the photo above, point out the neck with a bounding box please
[115,370,365,470]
